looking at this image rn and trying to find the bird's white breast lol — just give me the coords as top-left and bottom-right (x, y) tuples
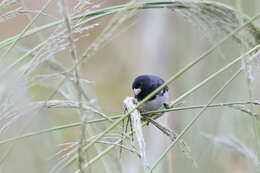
(138, 91), (168, 112)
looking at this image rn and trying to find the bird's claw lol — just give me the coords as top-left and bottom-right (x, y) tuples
(163, 103), (170, 109)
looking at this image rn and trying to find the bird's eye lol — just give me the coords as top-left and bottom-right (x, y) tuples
(133, 88), (142, 96)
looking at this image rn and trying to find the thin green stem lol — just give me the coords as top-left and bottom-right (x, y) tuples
(60, 0), (87, 172)
(168, 44), (260, 107)
(0, 100), (259, 146)
(0, 122), (80, 145)
(143, 101), (260, 115)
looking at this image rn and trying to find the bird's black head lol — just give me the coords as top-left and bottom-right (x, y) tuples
(132, 74), (168, 101)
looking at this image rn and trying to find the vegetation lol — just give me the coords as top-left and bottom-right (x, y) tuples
(0, 0), (259, 172)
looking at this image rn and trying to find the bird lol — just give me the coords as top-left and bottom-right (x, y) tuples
(132, 74), (169, 112)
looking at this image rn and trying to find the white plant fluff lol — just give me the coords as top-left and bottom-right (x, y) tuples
(123, 97), (149, 171)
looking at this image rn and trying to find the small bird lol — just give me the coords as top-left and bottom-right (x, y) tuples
(132, 74), (169, 112)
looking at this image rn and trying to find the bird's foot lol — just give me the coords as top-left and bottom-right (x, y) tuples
(163, 103), (170, 109)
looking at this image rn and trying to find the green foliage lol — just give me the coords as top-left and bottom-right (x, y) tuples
(0, 0), (259, 173)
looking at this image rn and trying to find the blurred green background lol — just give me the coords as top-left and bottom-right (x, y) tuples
(0, 0), (260, 172)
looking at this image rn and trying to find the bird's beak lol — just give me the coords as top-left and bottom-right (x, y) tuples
(133, 88), (141, 97)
